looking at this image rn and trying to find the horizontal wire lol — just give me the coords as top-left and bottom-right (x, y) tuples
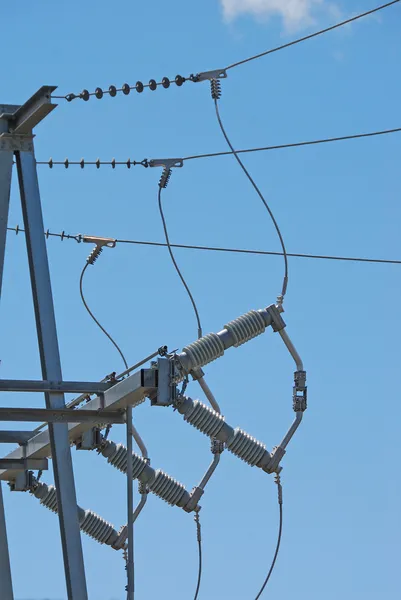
(226, 0), (401, 70)
(33, 127), (401, 167)
(6, 227), (400, 265)
(183, 128), (401, 161)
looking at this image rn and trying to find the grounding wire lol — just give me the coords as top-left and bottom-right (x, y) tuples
(7, 227), (401, 265)
(79, 262), (129, 370)
(213, 97), (288, 300)
(157, 186), (203, 338)
(225, 0), (401, 71)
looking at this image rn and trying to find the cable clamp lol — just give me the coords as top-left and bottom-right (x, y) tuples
(293, 370), (307, 412)
(184, 486), (204, 513)
(190, 69), (227, 82)
(148, 158), (184, 169)
(264, 446), (286, 474)
(82, 235), (116, 248)
(149, 159), (184, 188)
(266, 304), (286, 332)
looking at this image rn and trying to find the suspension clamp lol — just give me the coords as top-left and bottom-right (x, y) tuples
(149, 158), (184, 188)
(82, 235), (116, 248)
(190, 69), (227, 82)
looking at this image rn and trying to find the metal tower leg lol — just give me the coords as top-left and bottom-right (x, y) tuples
(0, 143), (14, 600)
(0, 149), (13, 298)
(0, 482), (14, 599)
(15, 150), (88, 600)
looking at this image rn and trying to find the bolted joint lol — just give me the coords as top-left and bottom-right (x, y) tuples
(9, 470), (35, 492)
(211, 438), (225, 454)
(183, 486), (204, 513)
(266, 304), (286, 332)
(190, 367), (205, 381)
(293, 370), (307, 412)
(263, 446), (285, 474)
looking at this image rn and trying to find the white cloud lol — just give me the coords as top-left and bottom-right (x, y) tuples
(220, 0), (337, 31)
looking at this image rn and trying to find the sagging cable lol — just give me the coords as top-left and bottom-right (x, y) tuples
(150, 158), (203, 340)
(80, 235), (128, 370)
(254, 474), (283, 599)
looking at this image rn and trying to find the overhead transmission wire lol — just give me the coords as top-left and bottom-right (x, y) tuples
(52, 2), (400, 103)
(7, 226), (401, 265)
(34, 127), (401, 168)
(225, 0), (400, 70)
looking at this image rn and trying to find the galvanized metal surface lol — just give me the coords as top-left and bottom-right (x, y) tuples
(16, 147), (88, 599)
(0, 369), (156, 482)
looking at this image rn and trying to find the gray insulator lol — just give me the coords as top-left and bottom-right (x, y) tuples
(226, 429), (267, 466)
(224, 310), (266, 348)
(99, 440), (148, 480)
(30, 481), (118, 547)
(176, 396), (273, 472)
(177, 306), (274, 374)
(99, 439), (193, 509)
(183, 399), (225, 438)
(182, 332), (225, 371)
(149, 471), (187, 506)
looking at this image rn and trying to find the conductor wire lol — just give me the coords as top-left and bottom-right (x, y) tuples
(157, 186), (203, 338)
(213, 98), (288, 300)
(254, 474), (283, 599)
(193, 510), (203, 600)
(225, 0), (400, 71)
(79, 262), (129, 370)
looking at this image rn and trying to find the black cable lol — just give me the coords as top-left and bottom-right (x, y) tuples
(7, 226), (401, 264)
(183, 127), (401, 162)
(254, 475), (283, 599)
(79, 262), (129, 370)
(254, 503), (283, 599)
(33, 128), (401, 167)
(214, 98), (288, 300)
(226, 0), (400, 71)
(193, 511), (202, 600)
(157, 186), (203, 338)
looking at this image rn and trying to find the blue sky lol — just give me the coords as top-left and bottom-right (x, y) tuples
(0, 1), (400, 598)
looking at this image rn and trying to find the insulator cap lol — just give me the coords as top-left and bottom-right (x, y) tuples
(81, 89), (90, 101)
(109, 85), (117, 97)
(175, 74), (184, 86)
(162, 77), (170, 89)
(149, 79), (157, 91)
(95, 87), (103, 99)
(136, 81), (144, 93)
(122, 83), (130, 95)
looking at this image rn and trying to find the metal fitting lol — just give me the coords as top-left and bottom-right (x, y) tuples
(190, 69), (227, 82)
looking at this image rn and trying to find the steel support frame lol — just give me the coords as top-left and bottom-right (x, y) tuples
(0, 89), (88, 599)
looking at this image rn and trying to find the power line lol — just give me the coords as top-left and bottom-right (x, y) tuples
(6, 226), (401, 265)
(34, 127), (401, 167)
(225, 0), (401, 71)
(157, 185), (203, 338)
(213, 92), (288, 300)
